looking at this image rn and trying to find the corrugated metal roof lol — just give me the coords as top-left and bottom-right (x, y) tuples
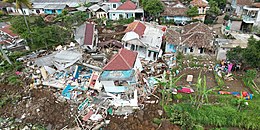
(32, 4), (47, 8)
(44, 4), (67, 9)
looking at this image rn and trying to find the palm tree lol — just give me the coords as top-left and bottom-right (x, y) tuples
(4, 0), (33, 44)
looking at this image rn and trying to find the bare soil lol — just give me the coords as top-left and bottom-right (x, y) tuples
(0, 85), (74, 129)
(176, 68), (250, 92)
(105, 99), (180, 130)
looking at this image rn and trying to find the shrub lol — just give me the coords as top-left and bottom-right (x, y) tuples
(224, 14), (230, 20)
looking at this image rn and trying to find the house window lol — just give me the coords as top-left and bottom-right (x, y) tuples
(125, 43), (128, 47)
(113, 4), (117, 8)
(113, 14), (115, 16)
(189, 47), (193, 52)
(36, 9), (40, 14)
(153, 52), (157, 60)
(131, 44), (135, 51)
(199, 47), (204, 54)
(148, 51), (152, 57)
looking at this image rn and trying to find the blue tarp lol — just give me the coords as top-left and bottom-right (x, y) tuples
(62, 84), (86, 99)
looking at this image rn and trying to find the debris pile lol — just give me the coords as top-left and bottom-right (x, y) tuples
(16, 44), (165, 129)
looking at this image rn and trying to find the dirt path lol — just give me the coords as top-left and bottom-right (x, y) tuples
(212, 14), (225, 38)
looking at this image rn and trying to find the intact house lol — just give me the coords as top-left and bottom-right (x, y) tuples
(161, 1), (191, 25)
(165, 22), (215, 56)
(99, 48), (143, 93)
(88, 3), (109, 19)
(190, 0), (210, 22)
(122, 21), (166, 61)
(74, 23), (98, 50)
(0, 1), (16, 15)
(43, 4), (68, 15)
(108, 0), (144, 20)
(5, 0), (85, 15)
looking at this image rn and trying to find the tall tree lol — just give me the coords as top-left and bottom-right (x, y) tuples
(142, 0), (164, 19)
(4, 0), (33, 44)
(227, 36), (260, 68)
(186, 6), (199, 17)
(207, 0), (221, 16)
(242, 37), (260, 68)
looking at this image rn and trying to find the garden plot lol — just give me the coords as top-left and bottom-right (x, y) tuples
(176, 69), (250, 92)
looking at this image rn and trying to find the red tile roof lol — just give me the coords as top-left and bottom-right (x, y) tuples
(84, 23), (94, 45)
(0, 25), (18, 38)
(108, 0), (121, 2)
(117, 0), (136, 10)
(191, 0), (208, 7)
(124, 21), (146, 36)
(103, 48), (138, 70)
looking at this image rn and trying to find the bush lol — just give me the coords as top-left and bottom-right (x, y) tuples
(7, 75), (23, 86)
(164, 105), (195, 130)
(118, 17), (134, 25)
(224, 14), (230, 20)
(214, 72), (225, 89)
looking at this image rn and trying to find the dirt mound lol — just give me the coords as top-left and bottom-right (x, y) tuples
(0, 85), (74, 129)
(105, 102), (180, 130)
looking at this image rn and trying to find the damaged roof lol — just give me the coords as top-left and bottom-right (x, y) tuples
(124, 21), (146, 36)
(103, 49), (138, 71)
(181, 22), (213, 48)
(165, 28), (180, 44)
(74, 23), (95, 46)
(84, 23), (94, 45)
(161, 7), (188, 16)
(0, 25), (18, 38)
(165, 22), (214, 48)
(190, 0), (208, 7)
(236, 0), (253, 6)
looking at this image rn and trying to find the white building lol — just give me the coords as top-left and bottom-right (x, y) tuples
(122, 21), (165, 61)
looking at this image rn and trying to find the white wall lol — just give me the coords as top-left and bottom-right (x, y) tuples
(17, 8), (31, 15)
(31, 8), (45, 15)
(96, 12), (108, 19)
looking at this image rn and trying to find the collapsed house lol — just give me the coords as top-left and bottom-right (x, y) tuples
(122, 20), (166, 61)
(0, 24), (25, 50)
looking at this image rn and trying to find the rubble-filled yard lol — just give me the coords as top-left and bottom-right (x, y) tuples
(0, 43), (260, 130)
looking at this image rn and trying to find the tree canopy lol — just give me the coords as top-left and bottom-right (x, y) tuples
(10, 16), (71, 50)
(227, 37), (260, 68)
(141, 0), (164, 17)
(4, 0), (32, 9)
(207, 0), (221, 16)
(186, 6), (199, 17)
